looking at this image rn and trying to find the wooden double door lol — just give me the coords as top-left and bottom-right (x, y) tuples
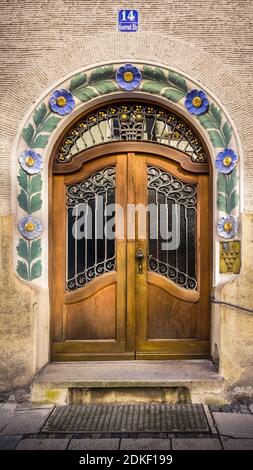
(51, 151), (210, 360)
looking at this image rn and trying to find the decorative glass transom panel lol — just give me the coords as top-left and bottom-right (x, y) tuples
(148, 166), (197, 290)
(66, 167), (116, 291)
(55, 103), (207, 164)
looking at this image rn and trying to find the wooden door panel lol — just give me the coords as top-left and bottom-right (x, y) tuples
(51, 155), (129, 360)
(135, 153), (210, 358)
(65, 283), (116, 340)
(147, 283), (197, 339)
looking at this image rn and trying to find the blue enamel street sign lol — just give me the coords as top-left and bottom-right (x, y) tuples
(118, 10), (139, 32)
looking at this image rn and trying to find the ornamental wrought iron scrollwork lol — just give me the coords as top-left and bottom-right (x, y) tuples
(148, 166), (197, 290)
(66, 167), (116, 291)
(55, 103), (207, 164)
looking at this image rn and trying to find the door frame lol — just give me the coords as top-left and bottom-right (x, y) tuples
(49, 142), (213, 361)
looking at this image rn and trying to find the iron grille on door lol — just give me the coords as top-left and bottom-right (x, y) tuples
(148, 166), (197, 290)
(66, 167), (116, 291)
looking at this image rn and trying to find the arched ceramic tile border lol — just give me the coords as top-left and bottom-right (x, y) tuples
(14, 63), (241, 283)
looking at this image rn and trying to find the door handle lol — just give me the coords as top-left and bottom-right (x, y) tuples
(136, 249), (144, 274)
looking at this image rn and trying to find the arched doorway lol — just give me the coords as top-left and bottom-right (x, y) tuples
(49, 100), (211, 360)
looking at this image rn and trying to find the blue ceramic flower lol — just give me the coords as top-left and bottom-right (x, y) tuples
(215, 148), (238, 174)
(18, 149), (43, 175)
(116, 64), (142, 91)
(217, 215), (238, 239)
(18, 215), (43, 240)
(185, 89), (209, 115)
(49, 89), (75, 115)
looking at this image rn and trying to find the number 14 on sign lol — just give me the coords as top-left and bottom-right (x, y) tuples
(118, 10), (139, 32)
(121, 10), (136, 21)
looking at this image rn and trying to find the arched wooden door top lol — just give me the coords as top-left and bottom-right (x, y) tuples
(50, 96), (211, 175)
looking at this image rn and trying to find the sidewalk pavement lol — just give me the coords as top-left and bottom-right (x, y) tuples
(0, 402), (253, 450)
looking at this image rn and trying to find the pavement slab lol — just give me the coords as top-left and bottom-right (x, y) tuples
(222, 438), (253, 450)
(16, 438), (70, 450)
(0, 435), (21, 450)
(120, 438), (171, 450)
(69, 438), (120, 450)
(212, 413), (253, 438)
(0, 404), (17, 433)
(172, 438), (222, 450)
(1, 408), (53, 436)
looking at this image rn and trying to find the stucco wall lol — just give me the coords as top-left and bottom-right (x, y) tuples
(0, 0), (253, 400)
(0, 216), (36, 400)
(219, 213), (253, 396)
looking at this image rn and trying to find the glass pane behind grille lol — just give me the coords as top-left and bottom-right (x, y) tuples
(66, 167), (116, 291)
(148, 166), (197, 290)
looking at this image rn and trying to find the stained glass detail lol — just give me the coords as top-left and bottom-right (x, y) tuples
(55, 103), (207, 165)
(148, 166), (197, 290)
(66, 167), (116, 291)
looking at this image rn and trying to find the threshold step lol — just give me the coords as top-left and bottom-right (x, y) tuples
(32, 360), (224, 405)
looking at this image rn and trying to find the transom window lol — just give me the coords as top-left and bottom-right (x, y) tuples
(54, 102), (207, 165)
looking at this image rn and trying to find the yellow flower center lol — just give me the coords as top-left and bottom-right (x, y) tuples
(123, 71), (134, 82)
(223, 222), (233, 232)
(223, 156), (232, 167)
(192, 96), (202, 108)
(121, 113), (128, 121)
(56, 96), (67, 107)
(25, 222), (35, 232)
(25, 156), (35, 167)
(135, 113), (143, 121)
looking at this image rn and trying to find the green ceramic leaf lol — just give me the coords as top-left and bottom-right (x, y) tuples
(17, 238), (28, 260)
(217, 173), (227, 193)
(39, 116), (60, 133)
(197, 113), (219, 129)
(226, 169), (238, 194)
(210, 103), (222, 127)
(17, 168), (28, 192)
(74, 87), (99, 102)
(162, 88), (185, 102)
(31, 239), (42, 261)
(69, 73), (87, 92)
(142, 65), (167, 83)
(141, 81), (165, 94)
(222, 122), (232, 147)
(208, 130), (225, 148)
(31, 260), (42, 280)
(217, 193), (227, 212)
(33, 103), (47, 129)
(94, 81), (118, 95)
(227, 190), (239, 213)
(30, 174), (42, 194)
(22, 123), (34, 146)
(90, 65), (114, 83)
(17, 260), (29, 280)
(30, 134), (49, 149)
(168, 71), (187, 92)
(30, 193), (42, 213)
(217, 168), (239, 213)
(18, 189), (28, 212)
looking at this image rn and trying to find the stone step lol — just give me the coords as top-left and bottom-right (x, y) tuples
(31, 360), (224, 405)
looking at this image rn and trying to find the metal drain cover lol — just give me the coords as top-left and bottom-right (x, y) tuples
(44, 404), (209, 433)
